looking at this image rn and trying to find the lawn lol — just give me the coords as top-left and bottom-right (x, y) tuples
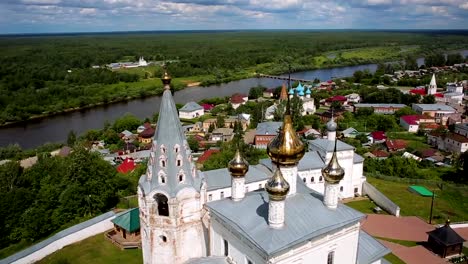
(346, 199), (388, 215)
(384, 253), (406, 264)
(36, 233), (142, 264)
(367, 177), (468, 223)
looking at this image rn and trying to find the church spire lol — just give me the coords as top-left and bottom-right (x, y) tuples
(279, 83), (288, 101)
(138, 69), (200, 198)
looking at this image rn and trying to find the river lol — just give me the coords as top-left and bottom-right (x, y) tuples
(2, 48), (468, 149)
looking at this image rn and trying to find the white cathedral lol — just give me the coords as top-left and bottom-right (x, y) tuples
(137, 72), (390, 264)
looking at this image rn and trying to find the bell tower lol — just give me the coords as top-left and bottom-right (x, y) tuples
(138, 70), (207, 264)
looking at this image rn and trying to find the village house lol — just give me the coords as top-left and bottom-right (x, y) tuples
(354, 103), (407, 114)
(455, 123), (468, 137)
(202, 114), (250, 132)
(345, 93), (361, 104)
(412, 104), (456, 125)
(262, 88), (275, 98)
(105, 208), (141, 249)
(386, 139), (408, 152)
(325, 95), (348, 106)
(179, 101), (204, 119)
(230, 93), (248, 109)
(427, 130), (468, 154)
(254, 121), (282, 148)
(369, 131), (387, 144)
(210, 128), (234, 142)
(342, 127), (360, 138)
(370, 150), (390, 160)
(399, 115), (437, 133)
(138, 127), (155, 144)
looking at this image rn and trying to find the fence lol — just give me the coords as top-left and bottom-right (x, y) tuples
(0, 211), (117, 264)
(362, 181), (401, 217)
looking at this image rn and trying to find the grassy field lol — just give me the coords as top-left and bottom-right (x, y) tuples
(367, 177), (468, 223)
(346, 199), (389, 215)
(384, 253), (406, 264)
(37, 234), (142, 264)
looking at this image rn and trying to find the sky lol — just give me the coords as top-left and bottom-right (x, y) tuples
(0, 0), (467, 34)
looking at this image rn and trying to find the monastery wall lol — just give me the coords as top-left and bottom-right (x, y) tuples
(0, 211), (116, 264)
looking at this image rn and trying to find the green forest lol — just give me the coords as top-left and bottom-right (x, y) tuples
(1, 31), (468, 124)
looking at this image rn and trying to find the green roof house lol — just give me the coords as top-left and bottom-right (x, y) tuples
(106, 208), (141, 249)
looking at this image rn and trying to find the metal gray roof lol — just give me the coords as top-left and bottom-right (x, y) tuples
(342, 127), (359, 135)
(139, 89), (202, 197)
(355, 103), (406, 108)
(413, 104), (456, 112)
(180, 101), (203, 112)
(260, 151), (325, 171)
(353, 153), (365, 164)
(186, 256), (228, 264)
(201, 164), (272, 191)
(256, 122), (282, 135)
(309, 139), (355, 153)
(357, 231), (391, 264)
(206, 189), (364, 257)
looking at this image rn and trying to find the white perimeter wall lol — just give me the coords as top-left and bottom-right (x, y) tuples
(1, 212), (116, 264)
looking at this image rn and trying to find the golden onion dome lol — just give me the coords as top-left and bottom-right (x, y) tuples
(161, 69), (172, 86)
(228, 149), (249, 178)
(266, 168), (290, 201)
(321, 139), (345, 184)
(267, 114), (305, 166)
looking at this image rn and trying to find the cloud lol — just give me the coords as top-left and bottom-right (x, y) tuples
(0, 0), (467, 33)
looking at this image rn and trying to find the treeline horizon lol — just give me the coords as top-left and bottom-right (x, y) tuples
(1, 31), (468, 124)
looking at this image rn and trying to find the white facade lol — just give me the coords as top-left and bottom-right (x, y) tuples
(138, 186), (207, 264)
(179, 109), (204, 119)
(210, 218), (363, 264)
(206, 180), (268, 202)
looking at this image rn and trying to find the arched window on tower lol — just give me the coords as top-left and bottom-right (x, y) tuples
(311, 177), (315, 182)
(155, 194), (169, 216)
(327, 251), (335, 264)
(319, 176), (323, 182)
(223, 239), (229, 256)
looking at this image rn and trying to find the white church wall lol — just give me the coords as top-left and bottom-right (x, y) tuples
(4, 212), (116, 264)
(210, 215), (361, 264)
(207, 180), (268, 202)
(352, 162), (365, 195)
(210, 217), (267, 264)
(271, 223), (360, 264)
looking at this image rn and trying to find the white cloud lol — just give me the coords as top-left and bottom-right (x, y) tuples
(79, 7), (96, 14)
(21, 0), (61, 4)
(460, 2), (468, 9)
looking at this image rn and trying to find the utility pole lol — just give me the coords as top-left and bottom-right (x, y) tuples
(429, 190), (435, 224)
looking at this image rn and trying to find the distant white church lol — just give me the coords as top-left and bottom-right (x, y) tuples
(137, 72), (389, 264)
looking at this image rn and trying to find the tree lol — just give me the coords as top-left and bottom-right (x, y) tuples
(446, 53), (463, 66)
(356, 107), (374, 117)
(248, 86), (266, 99)
(404, 56), (418, 70)
(67, 130), (77, 146)
(187, 136), (200, 152)
(112, 113), (141, 132)
(394, 106), (417, 118)
(216, 115), (225, 128)
(422, 95), (435, 104)
(208, 123), (215, 133)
